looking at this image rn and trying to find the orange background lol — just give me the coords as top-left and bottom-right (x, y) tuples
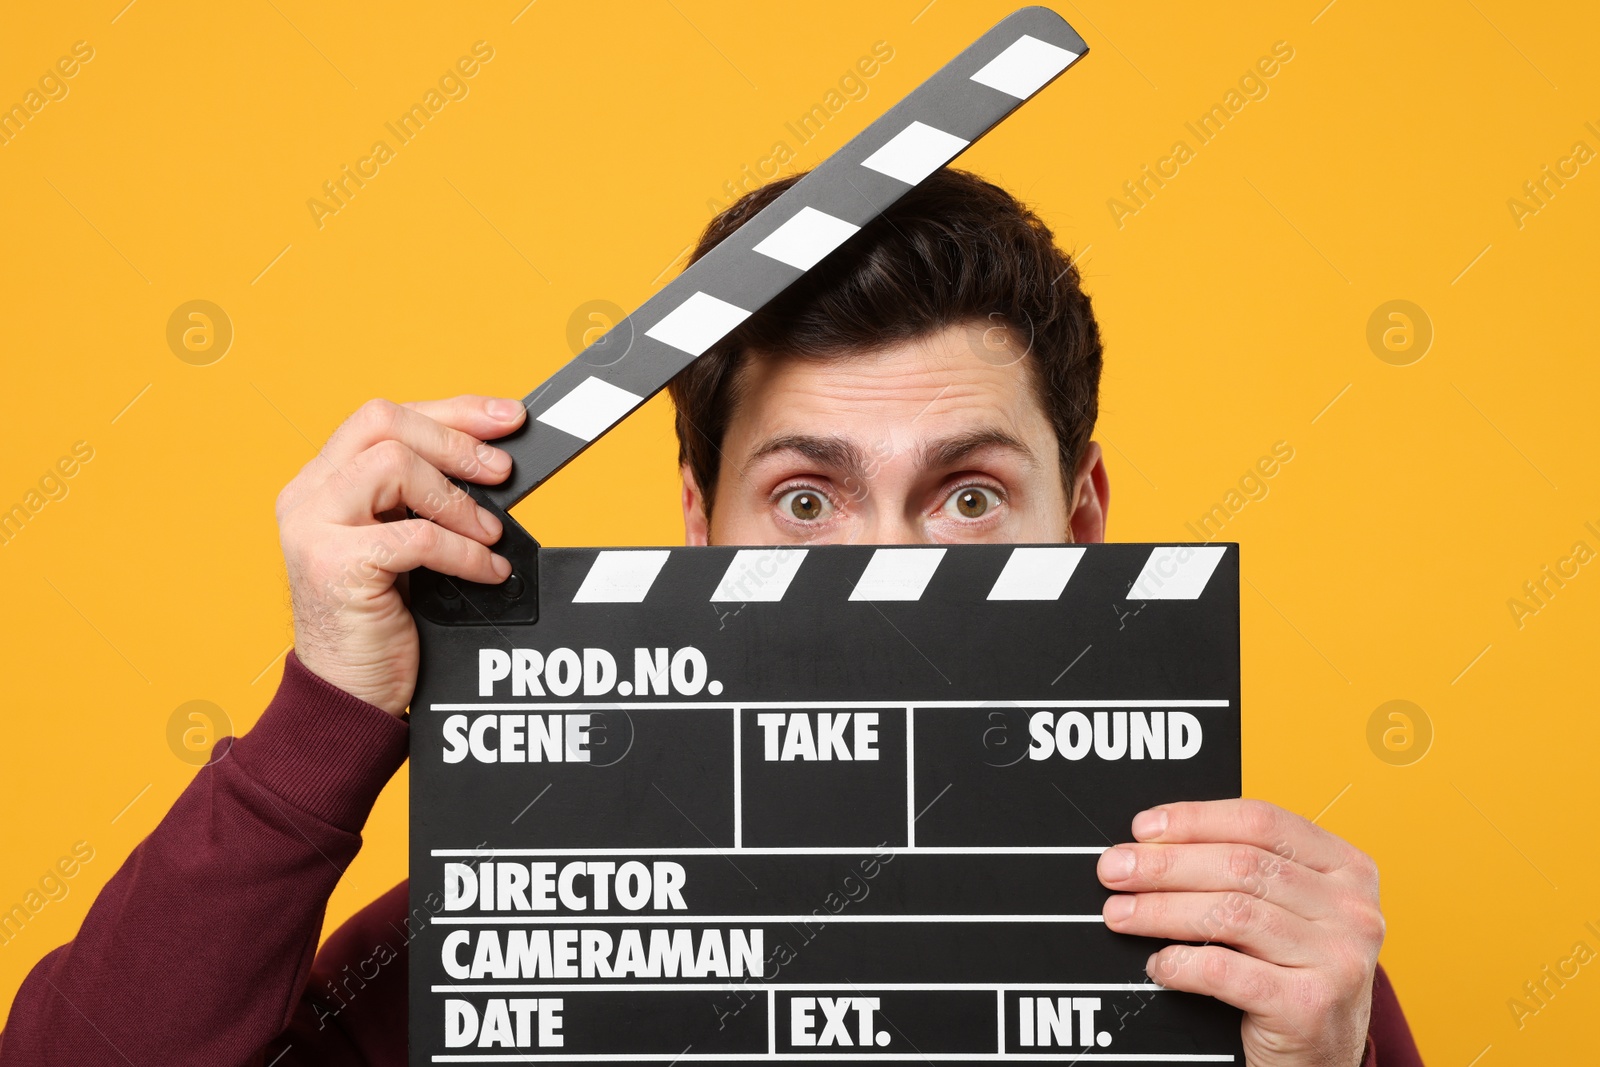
(3, 2), (1597, 1062)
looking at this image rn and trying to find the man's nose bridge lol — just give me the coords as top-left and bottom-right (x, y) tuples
(850, 436), (930, 545)
(861, 513), (934, 546)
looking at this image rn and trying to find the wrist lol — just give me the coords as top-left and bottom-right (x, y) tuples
(293, 646), (411, 717)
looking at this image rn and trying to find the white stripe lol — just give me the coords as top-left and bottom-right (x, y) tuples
(431, 699), (1230, 711)
(905, 709), (916, 847)
(849, 547), (946, 601)
(1128, 545), (1228, 600)
(997, 990), (1005, 1055)
(436, 983), (1169, 993)
(860, 121), (971, 185)
(752, 206), (861, 270)
(987, 546), (1085, 600)
(970, 34), (1080, 99)
(709, 548), (808, 602)
(732, 708), (742, 849)
(433, 914), (1103, 925)
(571, 550), (671, 603)
(644, 291), (751, 356)
(533, 376), (642, 442)
(433, 846), (1112, 856)
(430, 1054), (1233, 1062)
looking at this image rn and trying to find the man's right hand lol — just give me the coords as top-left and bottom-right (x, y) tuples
(276, 395), (527, 716)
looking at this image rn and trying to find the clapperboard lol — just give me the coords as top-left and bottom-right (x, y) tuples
(409, 7), (1244, 1065)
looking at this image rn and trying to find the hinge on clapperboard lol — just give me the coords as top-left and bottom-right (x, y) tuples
(410, 485), (540, 626)
(409, 5), (1090, 628)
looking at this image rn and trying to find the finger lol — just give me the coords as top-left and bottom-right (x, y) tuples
(364, 518), (511, 585)
(321, 398), (514, 483)
(1144, 944), (1294, 1020)
(326, 440), (503, 544)
(1096, 842), (1332, 921)
(1102, 890), (1323, 968)
(1130, 798), (1356, 875)
(402, 394), (527, 440)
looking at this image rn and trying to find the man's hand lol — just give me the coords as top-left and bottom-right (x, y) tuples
(276, 396), (527, 715)
(1097, 798), (1384, 1067)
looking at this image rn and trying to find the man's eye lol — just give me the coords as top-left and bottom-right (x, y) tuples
(778, 488), (833, 522)
(943, 485), (1001, 519)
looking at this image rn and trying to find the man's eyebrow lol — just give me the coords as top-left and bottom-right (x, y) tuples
(746, 434), (869, 476)
(918, 428), (1039, 470)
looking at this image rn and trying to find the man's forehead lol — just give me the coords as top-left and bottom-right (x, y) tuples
(724, 324), (1051, 459)
(747, 426), (1042, 473)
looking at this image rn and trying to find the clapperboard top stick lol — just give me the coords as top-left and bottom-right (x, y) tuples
(478, 6), (1088, 513)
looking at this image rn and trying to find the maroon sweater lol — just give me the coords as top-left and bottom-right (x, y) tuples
(0, 652), (1424, 1066)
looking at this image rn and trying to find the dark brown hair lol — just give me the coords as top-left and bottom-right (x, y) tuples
(666, 167), (1102, 517)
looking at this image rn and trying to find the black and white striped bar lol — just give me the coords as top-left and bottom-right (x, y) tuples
(480, 8), (1088, 509)
(564, 544), (1228, 605)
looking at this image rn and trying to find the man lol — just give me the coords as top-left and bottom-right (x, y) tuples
(0, 169), (1422, 1066)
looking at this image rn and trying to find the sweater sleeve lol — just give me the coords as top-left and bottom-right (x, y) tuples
(266, 880), (413, 1063)
(1361, 964), (1425, 1067)
(0, 651), (409, 1067)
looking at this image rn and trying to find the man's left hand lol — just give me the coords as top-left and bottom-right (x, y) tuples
(1097, 798), (1384, 1067)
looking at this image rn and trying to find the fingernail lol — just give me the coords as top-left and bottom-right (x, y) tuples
(487, 398), (523, 420)
(1145, 952), (1161, 982)
(1132, 808), (1168, 840)
(478, 508), (503, 541)
(1099, 847), (1136, 882)
(477, 443), (512, 474)
(491, 554), (512, 580)
(1103, 895), (1136, 924)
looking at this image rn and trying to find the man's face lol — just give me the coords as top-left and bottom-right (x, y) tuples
(682, 321), (1108, 546)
